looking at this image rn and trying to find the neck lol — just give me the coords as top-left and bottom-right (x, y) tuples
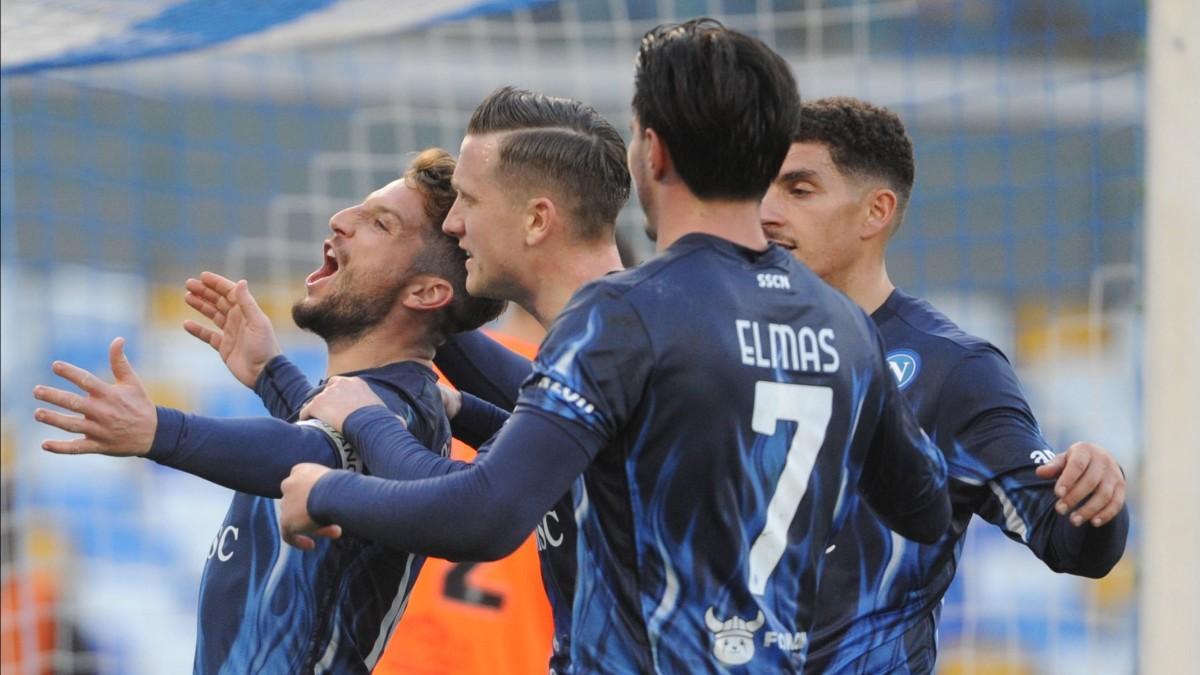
(524, 241), (624, 328)
(323, 320), (434, 377)
(827, 253), (895, 315)
(651, 189), (768, 252)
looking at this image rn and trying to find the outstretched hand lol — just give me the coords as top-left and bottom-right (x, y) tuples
(298, 376), (390, 433)
(33, 337), (157, 456)
(280, 463), (343, 550)
(183, 271), (282, 389)
(1035, 441), (1126, 527)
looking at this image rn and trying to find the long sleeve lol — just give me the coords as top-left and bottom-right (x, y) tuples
(450, 392), (510, 449)
(254, 355), (316, 420)
(435, 331), (533, 411)
(933, 348), (1129, 577)
(342, 405), (477, 479)
(147, 406), (341, 497)
(1033, 503), (1129, 577)
(308, 409), (596, 561)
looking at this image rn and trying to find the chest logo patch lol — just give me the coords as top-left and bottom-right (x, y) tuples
(886, 349), (921, 390)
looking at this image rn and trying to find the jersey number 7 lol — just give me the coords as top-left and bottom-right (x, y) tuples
(747, 381), (833, 596)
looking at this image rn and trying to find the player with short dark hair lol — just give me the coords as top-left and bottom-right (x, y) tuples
(631, 18), (797, 203)
(760, 96), (1130, 672)
(464, 85), (630, 242)
(31, 149), (505, 674)
(277, 20), (951, 673)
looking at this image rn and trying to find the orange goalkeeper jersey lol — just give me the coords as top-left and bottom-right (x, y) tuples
(373, 331), (552, 675)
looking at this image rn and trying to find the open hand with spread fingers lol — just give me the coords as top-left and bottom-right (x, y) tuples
(1035, 441), (1126, 527)
(32, 337), (157, 456)
(279, 463), (343, 551)
(183, 271), (282, 389)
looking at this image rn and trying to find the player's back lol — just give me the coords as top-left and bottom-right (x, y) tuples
(526, 233), (945, 673)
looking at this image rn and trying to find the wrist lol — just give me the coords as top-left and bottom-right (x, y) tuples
(146, 407), (185, 460)
(445, 389), (463, 419)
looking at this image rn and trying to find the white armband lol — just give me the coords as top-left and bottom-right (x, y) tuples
(296, 418), (361, 474)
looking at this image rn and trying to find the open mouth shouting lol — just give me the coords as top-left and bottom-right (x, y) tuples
(306, 241), (341, 288)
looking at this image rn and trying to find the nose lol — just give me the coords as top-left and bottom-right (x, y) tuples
(759, 186), (783, 230)
(443, 198), (465, 238)
(328, 206), (355, 237)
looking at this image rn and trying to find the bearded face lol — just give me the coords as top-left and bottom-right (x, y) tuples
(291, 264), (410, 348)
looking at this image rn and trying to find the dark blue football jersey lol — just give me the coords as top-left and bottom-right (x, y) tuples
(194, 361), (450, 674)
(516, 235), (947, 673)
(438, 331), (579, 674)
(804, 289), (1127, 673)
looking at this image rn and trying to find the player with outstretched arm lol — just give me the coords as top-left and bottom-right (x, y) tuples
(189, 85), (633, 674)
(32, 150), (504, 674)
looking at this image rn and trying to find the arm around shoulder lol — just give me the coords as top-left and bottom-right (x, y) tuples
(303, 408), (595, 560)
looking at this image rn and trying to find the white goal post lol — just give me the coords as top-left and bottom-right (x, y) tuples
(1140, 0), (1200, 672)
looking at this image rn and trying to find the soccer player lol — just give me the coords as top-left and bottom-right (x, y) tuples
(190, 85), (631, 674)
(759, 96), (1130, 672)
(277, 19), (951, 672)
(31, 149), (505, 674)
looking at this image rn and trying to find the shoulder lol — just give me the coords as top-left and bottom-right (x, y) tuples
(873, 291), (1029, 401)
(880, 291), (1006, 362)
(357, 362), (442, 423)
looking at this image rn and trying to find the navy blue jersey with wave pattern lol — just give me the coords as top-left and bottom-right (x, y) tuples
(517, 235), (946, 673)
(805, 289), (1126, 674)
(194, 361), (449, 675)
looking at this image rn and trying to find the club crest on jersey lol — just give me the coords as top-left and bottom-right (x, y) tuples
(886, 349), (921, 390)
(705, 608), (765, 666)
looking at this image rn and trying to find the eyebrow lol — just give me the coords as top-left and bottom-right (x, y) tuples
(777, 169), (818, 184)
(363, 198), (405, 230)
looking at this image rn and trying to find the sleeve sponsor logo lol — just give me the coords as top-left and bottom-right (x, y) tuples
(535, 376), (596, 415)
(1030, 448), (1057, 465)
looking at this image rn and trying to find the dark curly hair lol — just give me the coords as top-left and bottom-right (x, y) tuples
(404, 148), (506, 341)
(795, 97), (915, 230)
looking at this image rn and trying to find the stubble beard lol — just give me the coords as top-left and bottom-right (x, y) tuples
(292, 270), (407, 350)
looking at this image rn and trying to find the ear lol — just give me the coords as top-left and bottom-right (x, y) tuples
(400, 276), (454, 312)
(644, 127), (671, 181)
(524, 196), (557, 247)
(860, 187), (898, 241)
